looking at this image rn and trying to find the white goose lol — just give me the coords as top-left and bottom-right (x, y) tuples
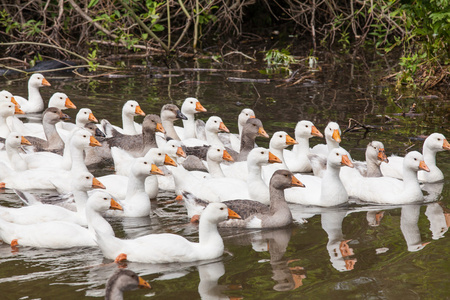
(175, 97), (207, 140)
(95, 202), (240, 263)
(262, 131), (297, 184)
(0, 101), (24, 138)
(347, 151), (429, 204)
(0, 192), (122, 249)
(310, 121), (341, 156)
(380, 133), (449, 183)
(0, 132), (31, 172)
(13, 73), (51, 113)
(0, 172), (105, 226)
(219, 108), (256, 152)
(285, 148), (354, 206)
(283, 120), (323, 173)
(182, 116), (229, 148)
(107, 100), (145, 135)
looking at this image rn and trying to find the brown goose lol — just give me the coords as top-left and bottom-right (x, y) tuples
(237, 118), (269, 161)
(160, 103), (187, 141)
(105, 269), (151, 300)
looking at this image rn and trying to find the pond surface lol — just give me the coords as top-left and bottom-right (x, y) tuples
(0, 56), (449, 299)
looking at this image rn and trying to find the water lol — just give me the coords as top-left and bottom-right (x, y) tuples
(0, 57), (449, 299)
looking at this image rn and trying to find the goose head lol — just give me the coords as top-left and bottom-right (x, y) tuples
(248, 147), (282, 166)
(6, 132), (31, 149)
(77, 108), (98, 124)
(0, 90), (18, 106)
(145, 148), (177, 167)
(29, 73), (51, 88)
(161, 103), (187, 121)
(71, 171), (105, 192)
(163, 140), (186, 159)
(206, 116), (229, 133)
(87, 191), (123, 213)
(424, 133), (450, 153)
(142, 114), (165, 134)
(105, 269), (151, 298)
(270, 169), (305, 189)
(243, 118), (269, 138)
(202, 202), (241, 224)
(0, 101), (23, 117)
(84, 122), (105, 137)
(270, 131), (297, 150)
(404, 151), (430, 172)
(324, 122), (341, 143)
(131, 157), (165, 178)
(181, 97), (207, 115)
(366, 141), (389, 165)
(207, 144), (234, 163)
(48, 92), (76, 110)
(71, 129), (101, 149)
(42, 107), (70, 125)
(123, 100), (145, 117)
(238, 108), (255, 127)
(327, 148), (354, 168)
(295, 120), (323, 139)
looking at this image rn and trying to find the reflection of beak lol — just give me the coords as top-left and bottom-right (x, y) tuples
(222, 150), (234, 162)
(291, 176), (305, 188)
(164, 154), (177, 166)
(88, 113), (98, 123)
(332, 129), (341, 143)
(268, 152), (282, 164)
(228, 208), (241, 219)
(258, 127), (269, 138)
(21, 136), (32, 145)
(156, 122), (165, 134)
(89, 136), (102, 147)
(0, 182), (5, 189)
(92, 177), (106, 189)
(42, 78), (51, 86)
(195, 101), (207, 112)
(151, 164), (164, 176)
(176, 147), (186, 158)
(344, 258), (357, 270)
(135, 105), (145, 116)
(286, 134), (298, 145)
(110, 198), (123, 210)
(378, 148), (389, 163)
(442, 139), (450, 150)
(175, 194), (183, 201)
(311, 126), (323, 138)
(219, 122), (230, 133)
(339, 240), (354, 257)
(419, 160), (430, 172)
(341, 154), (354, 168)
(65, 98), (77, 109)
(138, 276), (151, 289)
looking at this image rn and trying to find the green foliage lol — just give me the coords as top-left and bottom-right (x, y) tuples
(87, 47), (99, 71)
(264, 48), (297, 67)
(0, 10), (18, 34)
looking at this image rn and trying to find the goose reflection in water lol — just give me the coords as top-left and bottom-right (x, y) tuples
(321, 210), (357, 272)
(425, 202), (450, 240)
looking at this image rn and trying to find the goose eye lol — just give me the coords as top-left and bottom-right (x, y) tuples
(245, 114), (248, 116)
(217, 149), (220, 152)
(158, 153), (162, 156)
(104, 197), (107, 200)
(130, 104), (134, 107)
(279, 135), (282, 138)
(83, 135), (87, 138)
(253, 124), (256, 127)
(220, 207), (224, 210)
(261, 151), (264, 154)
(437, 138), (441, 141)
(84, 112), (87, 114)
(144, 161), (148, 164)
(86, 176), (89, 179)
(5, 96), (8, 99)
(15, 136), (19, 138)
(60, 97), (63, 99)
(336, 153), (339, 156)
(190, 101), (193, 104)
(305, 125), (308, 127)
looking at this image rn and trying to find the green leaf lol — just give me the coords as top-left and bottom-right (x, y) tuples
(88, 0), (99, 8)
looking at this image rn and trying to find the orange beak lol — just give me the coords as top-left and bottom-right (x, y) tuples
(135, 105), (145, 116)
(341, 154), (354, 168)
(228, 208), (241, 219)
(164, 154), (177, 166)
(65, 98), (76, 109)
(311, 126), (323, 138)
(10, 97), (18, 106)
(14, 106), (24, 114)
(88, 112), (98, 123)
(419, 160), (430, 172)
(176, 147), (186, 158)
(42, 78), (51, 86)
(378, 148), (389, 163)
(219, 122), (230, 133)
(92, 177), (106, 189)
(442, 139), (450, 150)
(0, 182), (5, 189)
(21, 136), (31, 146)
(156, 123), (165, 134)
(89, 136), (101, 147)
(151, 164), (164, 176)
(222, 150), (234, 162)
(110, 198), (123, 211)
(258, 127), (269, 138)
(175, 194), (183, 201)
(114, 253), (127, 263)
(286, 134), (298, 145)
(138, 276), (151, 289)
(195, 101), (207, 112)
(332, 129), (341, 143)
(268, 151), (282, 164)
(291, 176), (305, 188)
(249, 115), (256, 119)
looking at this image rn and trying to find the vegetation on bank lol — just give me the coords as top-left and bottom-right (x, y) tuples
(0, 0), (448, 90)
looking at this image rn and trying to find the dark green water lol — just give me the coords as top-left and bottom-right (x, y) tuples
(0, 57), (449, 299)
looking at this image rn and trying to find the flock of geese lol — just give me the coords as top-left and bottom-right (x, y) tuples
(0, 73), (448, 298)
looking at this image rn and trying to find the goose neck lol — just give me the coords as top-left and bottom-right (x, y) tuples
(182, 113), (196, 139)
(162, 119), (181, 140)
(28, 85), (44, 109)
(122, 111), (137, 134)
(293, 136), (310, 155)
(142, 130), (157, 149)
(366, 159), (382, 177)
(70, 143), (88, 173)
(270, 146), (287, 169)
(268, 186), (289, 212)
(43, 121), (64, 150)
(206, 130), (223, 147)
(327, 138), (339, 152)
(402, 165), (421, 190)
(206, 158), (224, 178)
(199, 219), (223, 248)
(73, 190), (88, 216)
(127, 172), (147, 196)
(422, 148), (437, 167)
